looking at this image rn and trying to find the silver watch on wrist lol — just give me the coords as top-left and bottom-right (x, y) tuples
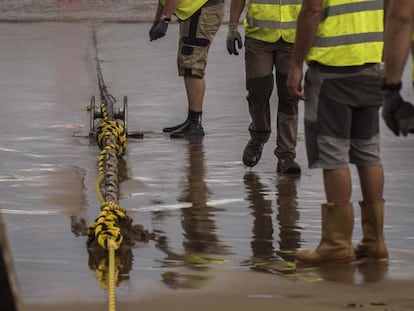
(160, 14), (171, 23)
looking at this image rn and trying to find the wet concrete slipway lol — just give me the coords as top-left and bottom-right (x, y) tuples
(0, 1), (414, 310)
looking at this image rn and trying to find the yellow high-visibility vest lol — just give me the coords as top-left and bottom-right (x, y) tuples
(307, 0), (383, 66)
(159, 0), (208, 20)
(244, 0), (301, 43)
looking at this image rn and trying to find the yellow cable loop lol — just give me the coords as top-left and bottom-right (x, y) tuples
(90, 201), (126, 250)
(95, 174), (105, 204)
(96, 103), (127, 155)
(101, 102), (109, 121)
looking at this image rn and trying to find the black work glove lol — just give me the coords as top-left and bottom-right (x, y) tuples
(226, 24), (242, 55)
(149, 20), (168, 41)
(383, 90), (414, 136)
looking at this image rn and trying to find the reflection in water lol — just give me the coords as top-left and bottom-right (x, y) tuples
(156, 137), (228, 289)
(275, 175), (301, 262)
(243, 172), (301, 276)
(244, 172), (274, 261)
(298, 261), (389, 284)
(71, 157), (154, 289)
(87, 246), (134, 288)
(313, 263), (357, 283)
(179, 138), (221, 255)
(357, 261), (388, 283)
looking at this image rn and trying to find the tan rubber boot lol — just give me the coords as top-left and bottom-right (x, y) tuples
(355, 200), (388, 261)
(296, 202), (356, 264)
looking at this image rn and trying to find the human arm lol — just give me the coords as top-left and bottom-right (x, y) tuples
(153, 3), (164, 22)
(226, 0), (246, 55)
(382, 0), (414, 136)
(159, 0), (179, 19)
(384, 0), (414, 84)
(149, 0), (180, 41)
(287, 0), (323, 100)
(383, 0), (390, 27)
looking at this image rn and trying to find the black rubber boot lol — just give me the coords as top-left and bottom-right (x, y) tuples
(170, 110), (204, 138)
(277, 158), (301, 175)
(162, 110), (189, 133)
(242, 131), (269, 168)
(242, 139), (265, 167)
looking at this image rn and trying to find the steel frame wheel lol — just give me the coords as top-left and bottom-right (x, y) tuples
(89, 95), (96, 134)
(123, 96), (128, 133)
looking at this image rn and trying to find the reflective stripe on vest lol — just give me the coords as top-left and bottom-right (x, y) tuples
(159, 0), (207, 20)
(307, 0), (383, 66)
(244, 0), (301, 43)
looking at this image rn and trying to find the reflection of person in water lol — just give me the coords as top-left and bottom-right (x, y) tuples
(179, 137), (222, 254)
(244, 172), (274, 261)
(156, 137), (228, 289)
(275, 175), (301, 262)
(244, 173), (301, 262)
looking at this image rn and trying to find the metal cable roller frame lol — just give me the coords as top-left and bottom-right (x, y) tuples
(90, 27), (128, 138)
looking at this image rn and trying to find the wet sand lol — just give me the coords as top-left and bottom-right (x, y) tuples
(0, 5), (414, 311)
(25, 269), (414, 311)
(11, 22), (414, 311)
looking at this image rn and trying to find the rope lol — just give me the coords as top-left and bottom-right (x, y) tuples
(108, 239), (117, 311)
(87, 102), (127, 311)
(96, 103), (127, 157)
(88, 201), (125, 250)
(90, 247), (121, 292)
(89, 103), (127, 249)
(88, 27), (128, 310)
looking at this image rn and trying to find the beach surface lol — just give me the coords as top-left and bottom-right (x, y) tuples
(0, 2), (414, 311)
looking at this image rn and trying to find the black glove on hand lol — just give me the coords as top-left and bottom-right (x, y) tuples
(226, 24), (242, 55)
(149, 21), (158, 40)
(383, 90), (414, 136)
(393, 98), (414, 136)
(149, 20), (168, 41)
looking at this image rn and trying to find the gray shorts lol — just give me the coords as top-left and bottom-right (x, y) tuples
(177, 1), (224, 78)
(304, 63), (384, 169)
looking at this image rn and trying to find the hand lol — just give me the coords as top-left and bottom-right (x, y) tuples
(148, 21), (158, 40)
(287, 65), (305, 100)
(395, 101), (414, 136)
(149, 20), (168, 41)
(226, 24), (242, 55)
(383, 90), (414, 136)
